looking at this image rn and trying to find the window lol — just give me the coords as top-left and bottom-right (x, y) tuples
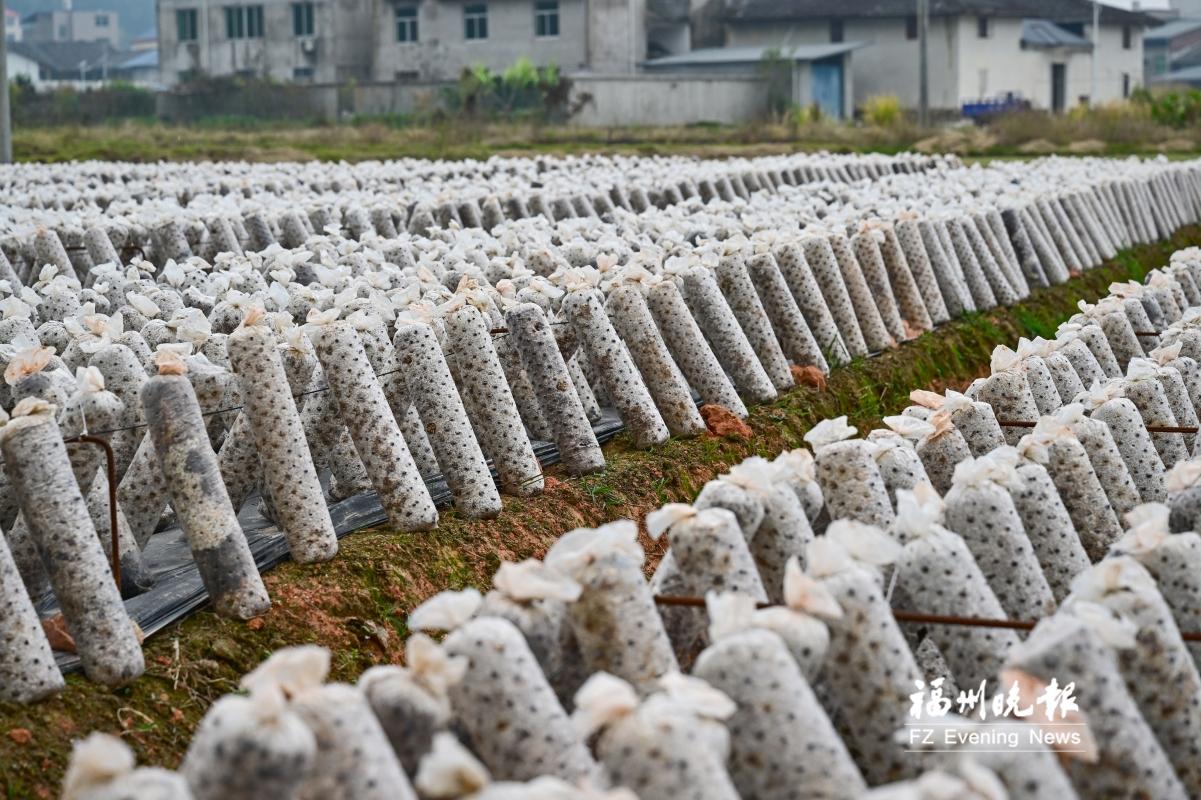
(977, 15), (989, 38)
(1123, 72), (1131, 98)
(829, 18), (843, 43)
(176, 9), (198, 41)
(225, 5), (264, 38)
(1123, 25), (1132, 50)
(292, 2), (314, 36)
(293, 66), (314, 80)
(464, 3), (487, 40)
(95, 13), (109, 26)
(396, 5), (418, 41)
(535, 0), (559, 37)
(57, 24), (67, 38)
(905, 14), (917, 40)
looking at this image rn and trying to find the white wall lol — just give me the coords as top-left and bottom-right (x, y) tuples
(568, 74), (767, 125)
(6, 51), (42, 86)
(244, 73), (770, 123)
(725, 16), (959, 110)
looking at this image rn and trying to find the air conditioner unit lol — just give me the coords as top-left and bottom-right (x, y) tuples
(301, 37), (317, 55)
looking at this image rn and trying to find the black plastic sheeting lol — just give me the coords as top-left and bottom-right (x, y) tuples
(49, 409), (627, 672)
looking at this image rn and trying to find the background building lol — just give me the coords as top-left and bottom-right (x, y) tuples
(22, 9), (120, 47)
(6, 39), (123, 87)
(722, 0), (1152, 113)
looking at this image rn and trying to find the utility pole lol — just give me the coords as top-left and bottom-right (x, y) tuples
(0, 0), (12, 163)
(1091, 0), (1100, 105)
(918, 0), (929, 127)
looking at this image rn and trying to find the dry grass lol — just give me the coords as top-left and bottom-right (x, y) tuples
(14, 101), (1201, 164)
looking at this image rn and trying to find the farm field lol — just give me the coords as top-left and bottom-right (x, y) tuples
(1, 148), (1200, 798)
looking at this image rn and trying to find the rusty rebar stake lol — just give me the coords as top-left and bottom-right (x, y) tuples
(997, 418), (1200, 435)
(65, 435), (120, 590)
(652, 595), (1201, 642)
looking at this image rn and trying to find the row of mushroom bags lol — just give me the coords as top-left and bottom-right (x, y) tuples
(57, 252), (1201, 799)
(0, 152), (1199, 712)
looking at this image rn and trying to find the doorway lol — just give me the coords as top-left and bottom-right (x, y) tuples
(1051, 62), (1066, 113)
(811, 57), (843, 119)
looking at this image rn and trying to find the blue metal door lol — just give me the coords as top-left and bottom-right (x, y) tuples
(811, 58), (843, 119)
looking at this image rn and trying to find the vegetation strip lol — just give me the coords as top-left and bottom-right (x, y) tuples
(2, 225), (1199, 796)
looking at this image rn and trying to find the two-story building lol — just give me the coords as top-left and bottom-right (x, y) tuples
(157, 0), (376, 83)
(370, 0), (646, 81)
(157, 0), (655, 86)
(721, 0), (1153, 113)
(22, 10), (121, 48)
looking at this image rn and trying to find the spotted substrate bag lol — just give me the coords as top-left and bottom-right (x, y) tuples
(719, 456), (814, 599)
(1123, 358), (1189, 469)
(240, 645), (417, 800)
(546, 521), (679, 694)
(681, 265), (777, 404)
(994, 451), (1092, 603)
(943, 452), (1056, 618)
(477, 559), (588, 708)
(142, 350), (271, 620)
(977, 346), (1042, 445)
(62, 733), (191, 800)
(902, 411), (973, 496)
(183, 658), (316, 800)
(693, 590), (866, 799)
(806, 417), (895, 528)
(1003, 607), (1188, 799)
(1066, 558), (1201, 795)
(772, 448), (824, 524)
(892, 486), (1019, 690)
(931, 389), (1006, 456)
(0, 518), (64, 703)
(807, 521), (923, 784)
(1112, 503), (1201, 664)
(0, 398), (145, 687)
(646, 504), (767, 660)
(573, 672), (739, 800)
(1084, 382), (1167, 502)
(410, 590), (601, 784)
(413, 732), (635, 800)
(868, 426), (933, 503)
(1017, 417), (1123, 562)
(1051, 403), (1141, 519)
(359, 633), (466, 774)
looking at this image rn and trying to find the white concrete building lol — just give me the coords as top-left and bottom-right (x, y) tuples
(22, 10), (121, 48)
(156, 0), (377, 84)
(158, 0), (661, 87)
(722, 0), (1153, 114)
(371, 0), (647, 81)
(5, 9), (23, 42)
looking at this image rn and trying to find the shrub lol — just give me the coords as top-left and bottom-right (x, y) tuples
(863, 94), (903, 128)
(1131, 86), (1201, 128)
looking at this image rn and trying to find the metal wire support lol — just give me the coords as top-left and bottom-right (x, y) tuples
(64, 435), (120, 589)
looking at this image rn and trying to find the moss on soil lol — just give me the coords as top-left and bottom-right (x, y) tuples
(2, 227), (1198, 796)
